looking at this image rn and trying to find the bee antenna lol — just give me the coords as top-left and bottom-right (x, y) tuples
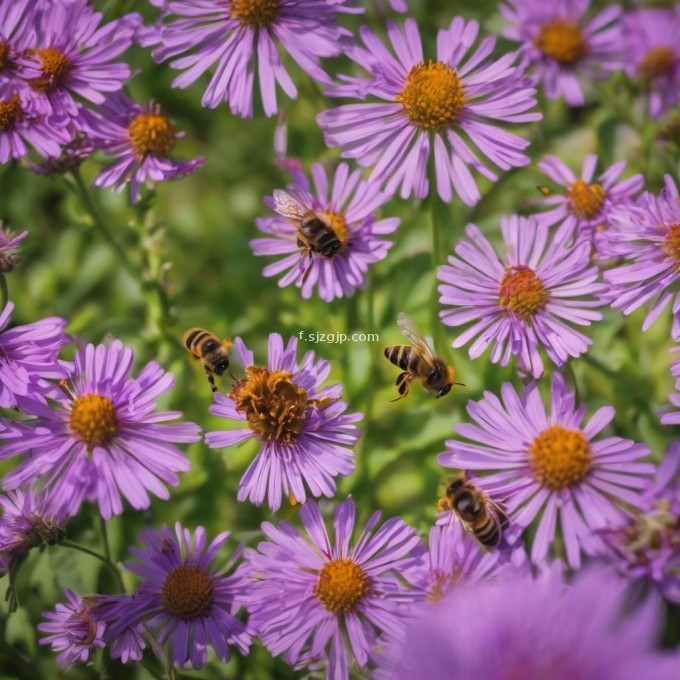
(453, 382), (466, 387)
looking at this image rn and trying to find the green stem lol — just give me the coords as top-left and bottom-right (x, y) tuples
(0, 273), (7, 309)
(61, 540), (125, 592)
(99, 515), (112, 563)
(139, 658), (165, 680)
(428, 163), (446, 353)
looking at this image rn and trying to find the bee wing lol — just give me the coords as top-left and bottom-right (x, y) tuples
(273, 189), (308, 221)
(396, 312), (436, 364)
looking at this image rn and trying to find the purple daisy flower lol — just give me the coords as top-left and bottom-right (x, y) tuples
(500, 0), (622, 106)
(537, 154), (644, 257)
(82, 93), (204, 204)
(438, 216), (605, 378)
(147, 0), (358, 118)
(246, 497), (424, 680)
(38, 589), (106, 666)
(123, 523), (251, 669)
(90, 594), (146, 664)
(0, 0), (36, 85)
(379, 567), (675, 680)
(0, 224), (27, 273)
(317, 17), (540, 205)
(205, 334), (361, 511)
(439, 373), (654, 568)
(0, 301), (69, 408)
(252, 162), (399, 301)
(0, 340), (201, 519)
(597, 443), (680, 603)
(18, 0), (139, 118)
(623, 9), (680, 119)
(604, 176), (680, 340)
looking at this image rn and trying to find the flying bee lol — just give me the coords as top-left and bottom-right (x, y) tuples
(183, 328), (235, 393)
(536, 185), (552, 197)
(384, 313), (462, 401)
(273, 189), (344, 283)
(438, 474), (508, 548)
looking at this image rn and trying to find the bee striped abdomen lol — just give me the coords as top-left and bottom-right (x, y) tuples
(183, 328), (211, 355)
(475, 518), (500, 547)
(384, 345), (420, 372)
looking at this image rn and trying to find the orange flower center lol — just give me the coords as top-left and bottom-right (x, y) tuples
(128, 112), (177, 157)
(568, 180), (606, 220)
(638, 46), (676, 81)
(499, 265), (549, 321)
(397, 60), (465, 130)
(313, 559), (370, 614)
(0, 94), (22, 131)
(534, 19), (586, 65)
(69, 394), (118, 447)
(0, 42), (8, 71)
(230, 0), (280, 28)
(161, 564), (215, 619)
(663, 224), (680, 266)
(529, 425), (592, 490)
(31, 47), (73, 92)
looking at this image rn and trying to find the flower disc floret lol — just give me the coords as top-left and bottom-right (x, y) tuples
(314, 559), (370, 613)
(568, 180), (606, 220)
(230, 0), (280, 27)
(663, 224), (680, 267)
(0, 42), (8, 71)
(638, 46), (677, 81)
(498, 265), (548, 321)
(32, 47), (72, 91)
(128, 112), (177, 157)
(161, 565), (215, 619)
(529, 425), (592, 490)
(534, 19), (586, 64)
(69, 394), (118, 447)
(396, 60), (465, 130)
(0, 94), (21, 130)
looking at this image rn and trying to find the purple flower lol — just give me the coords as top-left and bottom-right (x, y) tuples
(27, 131), (93, 177)
(205, 334), (361, 511)
(0, 340), (201, 519)
(438, 216), (605, 378)
(0, 301), (69, 408)
(147, 0), (358, 117)
(537, 154), (644, 257)
(90, 594), (147, 664)
(82, 93), (204, 204)
(500, 0), (622, 106)
(0, 224), (27, 273)
(246, 498), (424, 680)
(252, 162), (399, 301)
(123, 523), (251, 669)
(439, 373), (654, 568)
(622, 9), (680, 119)
(597, 443), (680, 603)
(379, 568), (675, 680)
(317, 17), (540, 205)
(0, 0), (36, 85)
(38, 589), (106, 665)
(604, 176), (680, 340)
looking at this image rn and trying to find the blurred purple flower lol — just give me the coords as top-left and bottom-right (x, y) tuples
(438, 216), (605, 378)
(246, 497), (424, 680)
(82, 93), (204, 204)
(622, 9), (680, 119)
(537, 154), (644, 257)
(500, 0), (622, 106)
(123, 523), (251, 669)
(0, 0), (36, 85)
(0, 340), (201, 519)
(146, 0), (358, 117)
(205, 334), (361, 511)
(370, 0), (407, 13)
(439, 373), (654, 568)
(252, 162), (399, 301)
(0, 224), (27, 273)
(317, 17), (540, 204)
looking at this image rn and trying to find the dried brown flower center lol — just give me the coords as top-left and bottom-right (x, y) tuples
(161, 564), (215, 619)
(534, 19), (586, 65)
(128, 112), (177, 157)
(319, 210), (348, 244)
(314, 559), (370, 614)
(397, 60), (465, 130)
(69, 394), (118, 447)
(0, 42), (8, 71)
(621, 498), (678, 557)
(0, 94), (22, 131)
(663, 224), (680, 266)
(638, 46), (676, 81)
(568, 180), (606, 220)
(231, 366), (309, 443)
(499, 265), (549, 321)
(31, 47), (73, 91)
(529, 425), (592, 490)
(230, 0), (280, 28)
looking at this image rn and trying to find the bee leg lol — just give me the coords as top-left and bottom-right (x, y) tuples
(204, 367), (218, 393)
(390, 372), (412, 402)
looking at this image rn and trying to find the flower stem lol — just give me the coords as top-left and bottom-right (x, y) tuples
(428, 166), (446, 352)
(61, 540), (125, 592)
(0, 272), (7, 309)
(99, 515), (112, 563)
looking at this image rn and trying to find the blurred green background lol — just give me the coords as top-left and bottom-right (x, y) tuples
(1, 0), (678, 677)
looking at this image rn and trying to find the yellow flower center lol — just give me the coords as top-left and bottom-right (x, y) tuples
(230, 0), (280, 28)
(128, 112), (176, 157)
(396, 60), (465, 130)
(499, 265), (549, 321)
(161, 564), (215, 619)
(0, 42), (8, 71)
(30, 47), (73, 92)
(0, 94), (21, 131)
(638, 46), (676, 81)
(534, 19), (586, 65)
(319, 210), (348, 244)
(313, 559), (370, 614)
(529, 425), (592, 490)
(568, 180), (606, 220)
(69, 394), (119, 447)
(231, 366), (309, 443)
(663, 224), (680, 266)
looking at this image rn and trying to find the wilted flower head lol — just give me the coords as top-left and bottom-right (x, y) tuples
(0, 224), (27, 273)
(28, 132), (93, 176)
(438, 216), (605, 378)
(439, 373), (654, 568)
(252, 162), (399, 301)
(500, 0), (622, 106)
(206, 334), (361, 511)
(318, 17), (540, 204)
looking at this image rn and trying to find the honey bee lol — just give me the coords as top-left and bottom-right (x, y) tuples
(182, 328), (235, 393)
(273, 189), (344, 283)
(438, 474), (508, 548)
(384, 313), (461, 401)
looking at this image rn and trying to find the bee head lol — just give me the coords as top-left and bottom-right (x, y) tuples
(436, 384), (452, 398)
(214, 358), (230, 375)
